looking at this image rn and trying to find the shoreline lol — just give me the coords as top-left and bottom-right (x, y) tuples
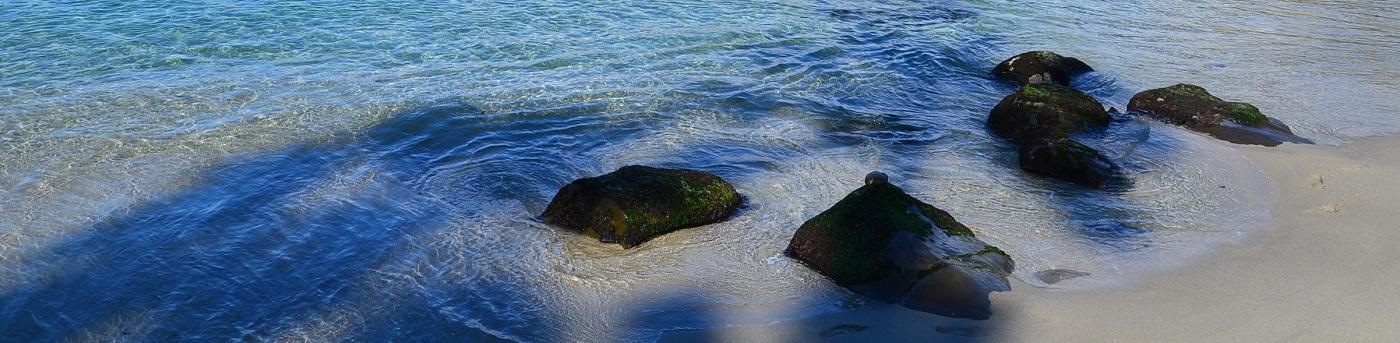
(663, 135), (1400, 342)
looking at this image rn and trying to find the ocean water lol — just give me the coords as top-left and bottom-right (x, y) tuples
(1, 1), (1397, 341)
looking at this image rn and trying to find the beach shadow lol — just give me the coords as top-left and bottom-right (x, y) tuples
(0, 101), (627, 341)
(0, 143), (447, 340)
(629, 287), (998, 343)
(616, 288), (727, 342)
(341, 292), (516, 342)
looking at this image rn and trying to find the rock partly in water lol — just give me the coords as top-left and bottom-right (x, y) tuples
(992, 51), (1094, 86)
(988, 84), (1111, 144)
(1128, 84), (1312, 146)
(786, 175), (1014, 319)
(541, 165), (742, 248)
(1018, 139), (1123, 188)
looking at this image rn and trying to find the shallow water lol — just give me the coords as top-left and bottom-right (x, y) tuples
(1, 1), (1397, 341)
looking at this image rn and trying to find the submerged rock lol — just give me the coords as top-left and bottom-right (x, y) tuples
(992, 51), (1093, 86)
(1034, 269), (1090, 285)
(785, 175), (1014, 319)
(988, 84), (1111, 144)
(1128, 84), (1312, 146)
(1019, 139), (1122, 188)
(541, 165), (742, 248)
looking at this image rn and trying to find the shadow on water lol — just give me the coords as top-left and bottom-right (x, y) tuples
(618, 288), (727, 342)
(0, 100), (640, 341)
(342, 294), (514, 342)
(0, 144), (444, 339)
(619, 287), (997, 343)
(638, 293), (999, 343)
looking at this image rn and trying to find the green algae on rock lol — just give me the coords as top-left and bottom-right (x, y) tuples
(785, 176), (1013, 319)
(1128, 84), (1313, 146)
(542, 165), (742, 248)
(992, 51), (1094, 86)
(1019, 138), (1123, 188)
(988, 84), (1111, 144)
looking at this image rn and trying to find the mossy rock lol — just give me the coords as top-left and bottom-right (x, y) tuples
(1128, 84), (1312, 146)
(992, 51), (1093, 86)
(786, 179), (1013, 319)
(1128, 84), (1257, 127)
(988, 84), (1111, 144)
(541, 165), (742, 248)
(1019, 139), (1123, 188)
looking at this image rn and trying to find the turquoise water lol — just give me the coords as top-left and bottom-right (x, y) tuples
(1, 1), (1396, 341)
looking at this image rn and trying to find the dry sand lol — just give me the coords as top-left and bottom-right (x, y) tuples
(664, 136), (1400, 342)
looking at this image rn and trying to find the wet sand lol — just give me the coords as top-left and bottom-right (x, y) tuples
(664, 135), (1400, 342)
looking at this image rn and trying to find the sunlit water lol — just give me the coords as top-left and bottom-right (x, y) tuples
(2, 1), (1397, 341)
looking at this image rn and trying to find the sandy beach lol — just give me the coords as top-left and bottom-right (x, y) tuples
(666, 135), (1400, 342)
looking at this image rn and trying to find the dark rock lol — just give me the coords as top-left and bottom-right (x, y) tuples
(1018, 139), (1122, 188)
(542, 165), (742, 248)
(1128, 84), (1255, 127)
(988, 84), (1111, 144)
(992, 51), (1093, 86)
(864, 171), (888, 185)
(786, 180), (1014, 319)
(1128, 84), (1313, 146)
(1034, 269), (1090, 284)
